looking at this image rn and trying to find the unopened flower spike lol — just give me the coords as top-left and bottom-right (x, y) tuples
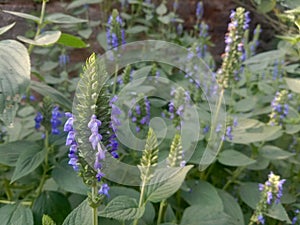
(167, 133), (184, 167)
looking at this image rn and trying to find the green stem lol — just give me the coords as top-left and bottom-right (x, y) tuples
(157, 199), (167, 225)
(33, 130), (49, 205)
(223, 167), (244, 190)
(112, 64), (119, 95)
(92, 185), (99, 225)
(132, 167), (149, 225)
(28, 0), (48, 54)
(0, 199), (32, 205)
(3, 179), (13, 201)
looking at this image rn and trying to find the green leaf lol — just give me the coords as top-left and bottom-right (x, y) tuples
(283, 0), (300, 9)
(62, 199), (92, 225)
(42, 215), (57, 225)
(256, 0), (276, 13)
(126, 26), (149, 34)
(218, 150), (256, 167)
(239, 182), (260, 209)
(96, 32), (108, 51)
(164, 205), (176, 223)
(45, 13), (87, 24)
(260, 145), (295, 160)
(0, 141), (39, 166)
(156, 3), (167, 15)
(78, 28), (93, 39)
(33, 191), (71, 225)
(247, 155), (269, 170)
(99, 196), (145, 220)
(244, 50), (284, 65)
(52, 159), (89, 195)
(180, 205), (232, 225)
(158, 15), (171, 24)
(3, 10), (40, 23)
(231, 119), (282, 144)
(145, 165), (193, 203)
(0, 40), (30, 125)
(30, 80), (72, 110)
(67, 0), (103, 9)
(108, 187), (155, 224)
(11, 147), (46, 183)
(276, 35), (300, 45)
(218, 190), (245, 225)
(181, 180), (223, 211)
(0, 204), (33, 225)
(266, 203), (292, 223)
(0, 22), (16, 35)
(17, 31), (61, 46)
(57, 33), (87, 48)
(285, 77), (300, 94)
(258, 82), (275, 94)
(234, 98), (256, 112)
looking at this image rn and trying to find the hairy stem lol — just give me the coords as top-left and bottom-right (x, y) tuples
(92, 185), (99, 225)
(157, 199), (167, 225)
(112, 64), (119, 95)
(32, 130), (49, 207)
(132, 166), (150, 225)
(223, 167), (245, 190)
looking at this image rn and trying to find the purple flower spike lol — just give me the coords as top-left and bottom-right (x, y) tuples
(34, 112), (43, 129)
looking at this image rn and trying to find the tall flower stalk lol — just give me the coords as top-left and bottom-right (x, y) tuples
(65, 53), (119, 225)
(133, 128), (159, 225)
(209, 7), (250, 150)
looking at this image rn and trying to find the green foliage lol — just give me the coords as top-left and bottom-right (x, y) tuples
(30, 80), (72, 110)
(0, 204), (33, 225)
(145, 166), (193, 203)
(0, 40), (30, 125)
(57, 33), (87, 48)
(99, 195), (145, 220)
(0, 140), (38, 166)
(44, 13), (87, 24)
(62, 200), (92, 225)
(218, 190), (245, 225)
(0, 22), (16, 35)
(42, 215), (57, 225)
(3, 10), (40, 23)
(52, 159), (89, 195)
(11, 147), (46, 183)
(17, 31), (62, 46)
(218, 149), (256, 167)
(32, 191), (71, 225)
(0, 1), (300, 225)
